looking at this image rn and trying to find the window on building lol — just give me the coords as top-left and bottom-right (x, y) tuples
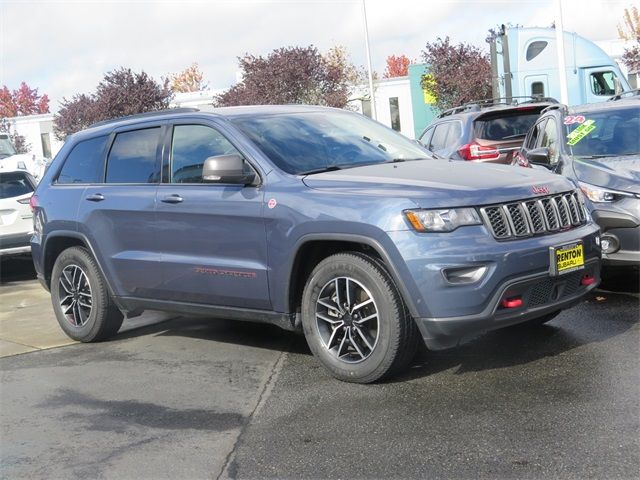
(526, 41), (548, 61)
(389, 97), (401, 131)
(106, 128), (161, 184)
(361, 99), (372, 118)
(57, 135), (108, 184)
(531, 82), (545, 97)
(170, 125), (241, 183)
(40, 133), (52, 159)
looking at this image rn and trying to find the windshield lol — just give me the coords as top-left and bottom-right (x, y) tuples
(230, 110), (429, 175)
(0, 136), (17, 158)
(567, 106), (639, 158)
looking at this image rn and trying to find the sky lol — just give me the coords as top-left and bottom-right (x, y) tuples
(0, 0), (634, 111)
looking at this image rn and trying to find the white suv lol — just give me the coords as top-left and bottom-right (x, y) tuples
(0, 170), (35, 256)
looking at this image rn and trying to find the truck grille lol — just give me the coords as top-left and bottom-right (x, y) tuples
(479, 191), (587, 241)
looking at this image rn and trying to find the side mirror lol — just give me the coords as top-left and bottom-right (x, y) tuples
(202, 154), (255, 185)
(526, 147), (552, 168)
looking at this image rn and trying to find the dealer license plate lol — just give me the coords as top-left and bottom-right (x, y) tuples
(550, 242), (584, 276)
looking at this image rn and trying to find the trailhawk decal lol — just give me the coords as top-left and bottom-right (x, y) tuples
(195, 267), (257, 279)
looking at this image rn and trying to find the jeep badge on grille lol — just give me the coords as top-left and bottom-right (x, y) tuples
(532, 186), (550, 195)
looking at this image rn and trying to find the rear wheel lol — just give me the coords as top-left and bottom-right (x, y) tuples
(51, 246), (123, 342)
(301, 252), (418, 383)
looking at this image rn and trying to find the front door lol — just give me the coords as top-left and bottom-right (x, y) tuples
(154, 122), (270, 310)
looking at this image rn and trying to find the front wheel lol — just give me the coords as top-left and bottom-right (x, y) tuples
(50, 246), (123, 342)
(301, 252), (418, 383)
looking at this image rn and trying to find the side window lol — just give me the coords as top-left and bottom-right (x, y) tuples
(531, 82), (545, 97)
(419, 127), (434, 147)
(445, 121), (462, 147)
(170, 125), (241, 184)
(106, 128), (161, 184)
(57, 135), (108, 184)
(540, 118), (560, 164)
(590, 71), (617, 96)
(429, 123), (450, 151)
(525, 119), (546, 149)
(389, 97), (401, 131)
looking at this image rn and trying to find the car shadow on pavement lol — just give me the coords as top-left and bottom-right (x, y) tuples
(392, 290), (639, 383)
(0, 256), (37, 285)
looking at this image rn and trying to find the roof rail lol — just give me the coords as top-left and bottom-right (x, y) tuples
(89, 107), (200, 128)
(437, 96), (559, 118)
(608, 89), (640, 101)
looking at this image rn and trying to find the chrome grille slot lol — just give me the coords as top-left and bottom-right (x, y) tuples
(479, 190), (588, 241)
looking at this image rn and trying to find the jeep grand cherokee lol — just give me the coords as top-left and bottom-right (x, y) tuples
(30, 106), (601, 383)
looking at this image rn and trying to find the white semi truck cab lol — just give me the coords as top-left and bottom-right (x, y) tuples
(489, 26), (630, 105)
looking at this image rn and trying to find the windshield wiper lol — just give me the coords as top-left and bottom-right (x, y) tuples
(298, 165), (346, 175)
(389, 157), (430, 162)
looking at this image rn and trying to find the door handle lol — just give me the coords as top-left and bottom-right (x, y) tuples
(161, 194), (183, 204)
(85, 193), (105, 202)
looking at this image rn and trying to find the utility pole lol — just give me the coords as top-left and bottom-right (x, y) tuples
(362, 0), (377, 120)
(555, 0), (569, 104)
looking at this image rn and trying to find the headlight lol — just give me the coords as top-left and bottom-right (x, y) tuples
(404, 208), (481, 232)
(579, 182), (631, 203)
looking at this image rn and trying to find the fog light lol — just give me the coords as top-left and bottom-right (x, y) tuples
(442, 265), (487, 284)
(600, 234), (619, 254)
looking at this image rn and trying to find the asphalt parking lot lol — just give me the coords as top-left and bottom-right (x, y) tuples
(1, 256), (638, 479)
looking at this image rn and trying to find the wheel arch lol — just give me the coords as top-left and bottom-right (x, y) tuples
(285, 233), (420, 319)
(43, 232), (120, 304)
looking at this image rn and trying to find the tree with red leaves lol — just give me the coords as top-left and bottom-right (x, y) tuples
(54, 68), (172, 140)
(383, 55), (411, 78)
(421, 37), (492, 111)
(0, 82), (50, 117)
(215, 45), (361, 108)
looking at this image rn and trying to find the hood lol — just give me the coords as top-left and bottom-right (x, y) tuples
(302, 160), (575, 208)
(572, 155), (640, 195)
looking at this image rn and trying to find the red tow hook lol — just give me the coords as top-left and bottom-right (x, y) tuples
(501, 297), (523, 309)
(581, 275), (596, 286)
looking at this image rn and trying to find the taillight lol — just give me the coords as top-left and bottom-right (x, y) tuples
(29, 194), (38, 212)
(17, 197), (31, 205)
(458, 143), (500, 161)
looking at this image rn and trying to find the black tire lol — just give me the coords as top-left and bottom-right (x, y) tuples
(301, 252), (418, 383)
(50, 246), (123, 342)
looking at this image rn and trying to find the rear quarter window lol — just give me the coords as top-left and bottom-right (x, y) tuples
(57, 135), (108, 184)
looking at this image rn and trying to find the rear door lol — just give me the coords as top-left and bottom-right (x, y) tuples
(77, 124), (164, 299)
(154, 120), (270, 309)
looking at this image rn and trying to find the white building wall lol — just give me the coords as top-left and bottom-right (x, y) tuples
(350, 77), (415, 139)
(9, 113), (64, 159)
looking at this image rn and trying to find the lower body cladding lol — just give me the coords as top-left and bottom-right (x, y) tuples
(386, 223), (601, 350)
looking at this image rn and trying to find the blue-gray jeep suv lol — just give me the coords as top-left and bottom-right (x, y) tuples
(31, 106), (601, 383)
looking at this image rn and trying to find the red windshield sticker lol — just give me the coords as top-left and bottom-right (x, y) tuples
(564, 115), (586, 125)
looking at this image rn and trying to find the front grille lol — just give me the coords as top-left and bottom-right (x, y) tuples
(480, 191), (587, 241)
(526, 270), (586, 308)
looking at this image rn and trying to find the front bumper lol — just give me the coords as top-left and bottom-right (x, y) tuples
(386, 221), (600, 349)
(592, 203), (640, 267)
(416, 259), (599, 350)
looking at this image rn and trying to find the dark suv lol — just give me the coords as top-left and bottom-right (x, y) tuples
(31, 106), (600, 383)
(419, 97), (557, 163)
(516, 97), (639, 267)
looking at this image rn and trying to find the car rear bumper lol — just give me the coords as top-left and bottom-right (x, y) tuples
(0, 232), (33, 256)
(416, 259), (600, 350)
